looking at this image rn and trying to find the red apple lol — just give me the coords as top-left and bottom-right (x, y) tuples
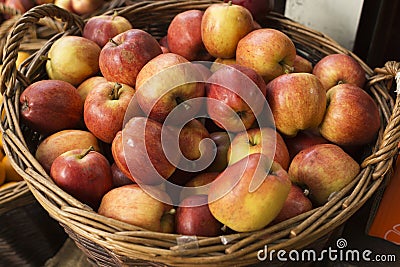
(83, 13), (133, 48)
(312, 53), (366, 91)
(158, 35), (169, 53)
(265, 73), (326, 137)
(76, 76), (107, 103)
(228, 127), (290, 170)
(50, 146), (113, 210)
(272, 184), (313, 224)
(284, 129), (330, 160)
(167, 9), (212, 61)
(236, 28), (296, 82)
(206, 64), (267, 132)
(224, 0), (275, 21)
(121, 117), (180, 185)
(19, 80), (83, 136)
(319, 83), (381, 146)
(205, 131), (231, 172)
(201, 2), (254, 59)
(208, 153), (292, 232)
(84, 81), (135, 143)
(5, 0), (35, 13)
(135, 53), (205, 123)
(111, 130), (134, 182)
(288, 143), (360, 205)
(46, 36), (101, 87)
(175, 194), (223, 237)
(99, 29), (162, 87)
(35, 129), (101, 173)
(111, 162), (134, 188)
(293, 54), (313, 73)
(179, 172), (220, 201)
(98, 184), (175, 232)
(178, 119), (210, 161)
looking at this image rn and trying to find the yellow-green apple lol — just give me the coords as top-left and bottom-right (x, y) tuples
(236, 28), (296, 82)
(272, 184), (313, 224)
(205, 131), (231, 172)
(111, 130), (134, 182)
(46, 36), (101, 87)
(288, 143), (360, 205)
(210, 57), (237, 73)
(83, 13), (133, 48)
(135, 53), (205, 123)
(99, 29), (162, 87)
(284, 129), (330, 160)
(206, 64), (267, 132)
(167, 9), (212, 61)
(179, 172), (219, 202)
(178, 119), (210, 161)
(84, 81), (135, 143)
(265, 73), (326, 137)
(312, 53), (366, 91)
(19, 79), (83, 136)
(35, 129), (101, 173)
(175, 194), (223, 237)
(208, 153), (292, 232)
(111, 162), (134, 188)
(71, 0), (104, 16)
(224, 0), (274, 21)
(293, 54), (313, 73)
(98, 184), (175, 232)
(76, 76), (107, 102)
(201, 2), (254, 59)
(50, 146), (113, 210)
(319, 83), (381, 146)
(227, 127), (290, 170)
(121, 117), (180, 185)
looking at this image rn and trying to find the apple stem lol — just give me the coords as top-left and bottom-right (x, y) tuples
(281, 61), (294, 74)
(167, 208), (176, 215)
(303, 188), (310, 197)
(228, 1), (232, 6)
(40, 55), (50, 61)
(109, 38), (119, 46)
(79, 146), (95, 159)
(112, 10), (118, 20)
(111, 83), (123, 100)
(221, 225), (227, 232)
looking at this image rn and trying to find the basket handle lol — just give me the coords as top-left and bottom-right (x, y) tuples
(0, 3), (85, 97)
(361, 61), (400, 179)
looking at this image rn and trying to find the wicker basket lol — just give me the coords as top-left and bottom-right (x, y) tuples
(1, 1), (399, 266)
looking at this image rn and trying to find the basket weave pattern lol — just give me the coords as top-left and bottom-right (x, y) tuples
(1, 1), (400, 266)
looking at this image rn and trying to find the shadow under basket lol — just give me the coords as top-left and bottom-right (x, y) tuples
(1, 1), (400, 267)
(0, 189), (68, 267)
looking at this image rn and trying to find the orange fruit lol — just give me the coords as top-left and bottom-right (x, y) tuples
(2, 155), (23, 182)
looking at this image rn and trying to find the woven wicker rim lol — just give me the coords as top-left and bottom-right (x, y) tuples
(1, 2), (400, 266)
(0, 0), (129, 209)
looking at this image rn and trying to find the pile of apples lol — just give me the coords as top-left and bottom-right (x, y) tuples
(1, 0), (108, 17)
(18, 1), (381, 236)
